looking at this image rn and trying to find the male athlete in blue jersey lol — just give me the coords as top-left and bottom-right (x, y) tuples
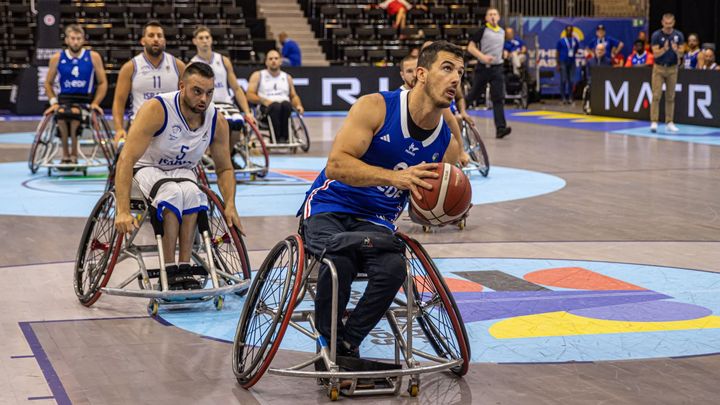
(301, 41), (462, 358)
(44, 24), (108, 165)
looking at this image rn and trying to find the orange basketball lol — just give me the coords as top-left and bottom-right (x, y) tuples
(409, 163), (472, 226)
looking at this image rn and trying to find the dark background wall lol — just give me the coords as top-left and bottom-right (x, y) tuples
(649, 0), (720, 48)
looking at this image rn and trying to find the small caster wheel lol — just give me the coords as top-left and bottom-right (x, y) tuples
(83, 168), (88, 177)
(214, 295), (224, 310)
(457, 218), (466, 230)
(422, 225), (431, 233)
(250, 173), (256, 181)
(408, 383), (419, 397)
(148, 299), (159, 316)
(329, 387), (339, 401)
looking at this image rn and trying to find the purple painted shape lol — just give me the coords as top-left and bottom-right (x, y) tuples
(452, 290), (671, 323)
(569, 300), (712, 322)
(18, 322), (71, 405)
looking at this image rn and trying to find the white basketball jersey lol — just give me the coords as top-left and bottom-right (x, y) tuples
(257, 69), (290, 103)
(190, 52), (233, 104)
(129, 52), (180, 120)
(135, 91), (217, 170)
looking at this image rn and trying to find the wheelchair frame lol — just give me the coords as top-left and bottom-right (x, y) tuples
(460, 120), (490, 178)
(255, 105), (311, 153)
(74, 173), (251, 314)
(232, 233), (470, 400)
(28, 109), (115, 176)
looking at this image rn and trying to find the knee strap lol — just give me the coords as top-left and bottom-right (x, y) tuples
(325, 232), (404, 254)
(56, 105), (84, 121)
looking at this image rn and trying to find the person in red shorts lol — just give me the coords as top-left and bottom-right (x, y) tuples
(376, 0), (427, 29)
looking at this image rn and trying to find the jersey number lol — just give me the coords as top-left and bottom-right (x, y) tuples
(71, 66), (79, 77)
(176, 145), (189, 161)
(153, 75), (162, 89)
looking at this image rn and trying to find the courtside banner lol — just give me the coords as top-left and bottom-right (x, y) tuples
(590, 66), (720, 127)
(235, 66), (403, 111)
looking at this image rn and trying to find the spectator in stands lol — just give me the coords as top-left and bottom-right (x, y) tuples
(586, 24), (624, 58)
(44, 24), (108, 165)
(279, 32), (302, 67)
(650, 13), (684, 133)
(556, 24), (580, 105)
(246, 50), (305, 143)
(409, 47), (420, 58)
(611, 52), (625, 67)
(683, 33), (701, 69)
(503, 27), (527, 76)
(585, 43), (613, 83)
(700, 48), (718, 70)
(399, 55), (417, 90)
(466, 8), (511, 139)
(375, 0), (426, 30)
(625, 39), (654, 67)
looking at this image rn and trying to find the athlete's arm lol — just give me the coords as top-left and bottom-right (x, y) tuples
(175, 59), (186, 84)
(245, 71), (264, 105)
(287, 74), (304, 114)
(208, 113), (242, 232)
(90, 51), (108, 113)
(223, 56), (255, 124)
(326, 94), (439, 200)
(43, 53), (60, 115)
(112, 61), (134, 141)
(114, 99), (163, 234)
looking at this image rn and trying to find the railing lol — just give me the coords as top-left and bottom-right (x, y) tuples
(492, 0), (648, 18)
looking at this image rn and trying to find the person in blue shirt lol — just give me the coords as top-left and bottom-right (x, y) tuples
(44, 24), (108, 165)
(586, 24), (624, 58)
(503, 27), (527, 75)
(279, 32), (302, 67)
(683, 33), (701, 69)
(556, 25), (580, 104)
(300, 41), (462, 359)
(650, 13), (684, 133)
(585, 43), (613, 84)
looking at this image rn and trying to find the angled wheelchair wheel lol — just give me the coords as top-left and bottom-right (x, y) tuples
(463, 122), (490, 177)
(200, 185), (251, 280)
(74, 191), (122, 306)
(232, 234), (305, 388)
(397, 233), (471, 376)
(90, 110), (116, 171)
(28, 114), (56, 174)
(291, 112), (310, 152)
(235, 121), (269, 178)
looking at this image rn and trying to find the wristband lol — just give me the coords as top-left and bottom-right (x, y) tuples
(49, 97), (58, 105)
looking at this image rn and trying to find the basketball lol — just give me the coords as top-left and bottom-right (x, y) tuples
(410, 163), (472, 226)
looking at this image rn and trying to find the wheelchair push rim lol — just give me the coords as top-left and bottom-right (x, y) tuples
(462, 122), (490, 177)
(28, 114), (56, 174)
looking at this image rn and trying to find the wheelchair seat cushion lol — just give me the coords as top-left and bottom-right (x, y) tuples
(325, 232), (404, 254)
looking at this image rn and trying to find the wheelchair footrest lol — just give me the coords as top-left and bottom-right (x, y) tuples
(337, 356), (402, 372)
(142, 265), (208, 279)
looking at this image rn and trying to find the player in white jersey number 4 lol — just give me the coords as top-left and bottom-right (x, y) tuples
(114, 62), (241, 290)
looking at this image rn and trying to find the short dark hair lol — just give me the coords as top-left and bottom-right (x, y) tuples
(193, 25), (211, 38)
(634, 39), (645, 47)
(142, 21), (164, 37)
(183, 62), (215, 80)
(265, 49), (281, 60)
(662, 13), (675, 20)
(417, 40), (463, 70)
(400, 55), (417, 70)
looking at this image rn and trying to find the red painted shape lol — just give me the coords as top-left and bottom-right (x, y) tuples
(405, 276), (483, 293)
(273, 169), (319, 182)
(524, 267), (645, 291)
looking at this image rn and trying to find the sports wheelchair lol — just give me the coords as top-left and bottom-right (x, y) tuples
(200, 103), (270, 181)
(460, 120), (490, 178)
(29, 108), (115, 176)
(254, 105), (310, 153)
(232, 231), (470, 400)
(74, 164), (251, 314)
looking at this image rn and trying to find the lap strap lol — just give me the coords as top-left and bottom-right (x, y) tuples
(325, 231), (404, 254)
(148, 177), (198, 200)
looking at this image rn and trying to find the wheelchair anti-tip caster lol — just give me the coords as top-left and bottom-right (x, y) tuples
(408, 383), (419, 397)
(328, 387), (339, 401)
(422, 225), (431, 233)
(148, 299), (159, 316)
(214, 295), (224, 310)
(457, 218), (466, 230)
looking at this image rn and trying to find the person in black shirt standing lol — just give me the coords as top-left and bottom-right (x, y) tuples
(465, 8), (511, 139)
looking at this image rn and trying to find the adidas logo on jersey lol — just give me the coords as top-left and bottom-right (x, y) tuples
(380, 134), (391, 143)
(405, 143), (419, 156)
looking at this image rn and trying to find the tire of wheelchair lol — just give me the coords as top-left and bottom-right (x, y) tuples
(28, 114), (56, 174)
(232, 234), (305, 388)
(201, 185), (251, 280)
(73, 191), (122, 306)
(90, 111), (116, 171)
(463, 122), (490, 177)
(237, 121), (269, 177)
(397, 233), (471, 377)
(291, 113), (310, 153)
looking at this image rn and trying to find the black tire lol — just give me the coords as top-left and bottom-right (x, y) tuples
(462, 122), (490, 177)
(397, 233), (471, 376)
(201, 186), (251, 280)
(28, 114), (55, 174)
(90, 111), (116, 171)
(235, 121), (269, 178)
(232, 235), (305, 388)
(291, 112), (310, 152)
(74, 191), (121, 306)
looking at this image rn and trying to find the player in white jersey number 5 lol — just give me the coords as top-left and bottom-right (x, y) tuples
(114, 62), (241, 289)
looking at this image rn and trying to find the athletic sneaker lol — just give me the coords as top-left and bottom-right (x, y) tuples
(650, 122), (658, 133)
(666, 122), (679, 133)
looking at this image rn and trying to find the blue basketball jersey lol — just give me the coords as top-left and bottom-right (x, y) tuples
(629, 52), (649, 66)
(301, 90), (452, 230)
(58, 49), (95, 95)
(684, 49), (700, 69)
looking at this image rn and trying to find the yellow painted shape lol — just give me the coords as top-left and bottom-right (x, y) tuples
(512, 110), (635, 123)
(489, 311), (720, 339)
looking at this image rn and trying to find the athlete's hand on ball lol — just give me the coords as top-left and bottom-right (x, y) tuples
(44, 104), (59, 115)
(224, 206), (245, 235)
(115, 211), (139, 234)
(392, 162), (439, 201)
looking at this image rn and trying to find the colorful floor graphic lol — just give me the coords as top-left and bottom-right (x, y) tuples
(0, 157), (565, 217)
(160, 258), (720, 363)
